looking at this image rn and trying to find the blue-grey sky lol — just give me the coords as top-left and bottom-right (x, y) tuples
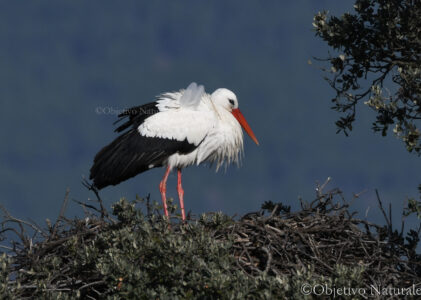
(0, 1), (418, 229)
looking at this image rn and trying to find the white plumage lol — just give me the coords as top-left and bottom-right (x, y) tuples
(90, 83), (258, 221)
(138, 85), (244, 170)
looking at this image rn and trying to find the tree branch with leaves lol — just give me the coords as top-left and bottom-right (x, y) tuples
(313, 0), (421, 154)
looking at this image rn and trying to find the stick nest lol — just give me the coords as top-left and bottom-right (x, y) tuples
(0, 182), (419, 299)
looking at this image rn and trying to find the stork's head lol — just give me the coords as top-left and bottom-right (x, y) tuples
(211, 88), (238, 110)
(211, 88), (259, 145)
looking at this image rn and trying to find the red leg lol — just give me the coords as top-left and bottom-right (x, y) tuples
(177, 168), (186, 221)
(159, 166), (171, 219)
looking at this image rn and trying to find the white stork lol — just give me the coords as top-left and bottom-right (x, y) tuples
(90, 83), (259, 220)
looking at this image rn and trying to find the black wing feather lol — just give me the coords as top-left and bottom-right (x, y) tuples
(114, 102), (160, 133)
(90, 129), (196, 190)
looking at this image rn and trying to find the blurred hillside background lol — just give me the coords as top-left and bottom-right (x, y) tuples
(0, 1), (418, 228)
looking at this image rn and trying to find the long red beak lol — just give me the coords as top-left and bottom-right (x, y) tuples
(231, 108), (259, 145)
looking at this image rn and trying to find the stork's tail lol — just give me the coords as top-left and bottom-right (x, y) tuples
(90, 132), (125, 189)
(89, 130), (151, 189)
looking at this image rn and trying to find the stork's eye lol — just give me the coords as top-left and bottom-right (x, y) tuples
(228, 99), (235, 106)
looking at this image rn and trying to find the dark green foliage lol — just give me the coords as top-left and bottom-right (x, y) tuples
(404, 184), (421, 219)
(313, 0), (421, 154)
(314, 0), (421, 231)
(0, 189), (420, 299)
(0, 197), (284, 299)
